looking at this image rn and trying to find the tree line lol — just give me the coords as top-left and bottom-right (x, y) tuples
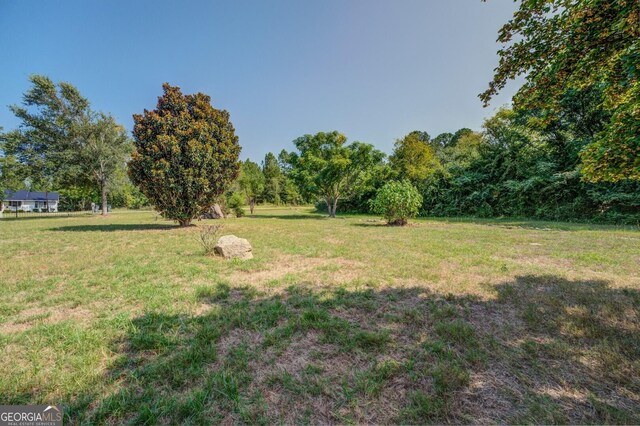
(1, 0), (638, 224)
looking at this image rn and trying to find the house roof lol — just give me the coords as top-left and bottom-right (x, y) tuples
(3, 190), (60, 201)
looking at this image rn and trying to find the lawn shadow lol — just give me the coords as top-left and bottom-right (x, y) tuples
(56, 276), (639, 424)
(425, 216), (640, 232)
(0, 213), (93, 221)
(248, 214), (329, 220)
(351, 222), (387, 227)
(49, 223), (180, 232)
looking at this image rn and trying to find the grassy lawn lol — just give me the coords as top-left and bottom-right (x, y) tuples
(1, 208), (639, 424)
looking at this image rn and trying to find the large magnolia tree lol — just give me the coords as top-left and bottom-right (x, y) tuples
(128, 83), (240, 226)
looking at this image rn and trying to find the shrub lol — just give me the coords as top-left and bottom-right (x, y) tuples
(370, 180), (422, 226)
(198, 224), (223, 255)
(227, 192), (245, 217)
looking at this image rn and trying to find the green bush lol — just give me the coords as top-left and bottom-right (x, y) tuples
(227, 192), (245, 217)
(370, 180), (422, 226)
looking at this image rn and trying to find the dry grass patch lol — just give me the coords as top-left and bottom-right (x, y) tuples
(226, 254), (366, 287)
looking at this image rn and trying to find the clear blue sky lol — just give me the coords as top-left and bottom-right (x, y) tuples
(0, 0), (520, 161)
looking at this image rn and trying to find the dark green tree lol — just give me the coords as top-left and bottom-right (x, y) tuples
(129, 84), (241, 226)
(3, 75), (91, 206)
(431, 132), (454, 149)
(262, 152), (283, 204)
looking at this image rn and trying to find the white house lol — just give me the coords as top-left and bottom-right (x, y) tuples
(1, 190), (60, 213)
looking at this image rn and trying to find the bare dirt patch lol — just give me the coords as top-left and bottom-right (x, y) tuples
(0, 305), (94, 334)
(227, 254), (366, 286)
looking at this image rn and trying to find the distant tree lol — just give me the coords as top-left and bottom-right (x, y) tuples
(238, 159), (264, 214)
(78, 114), (132, 215)
(278, 149), (294, 174)
(280, 177), (303, 205)
(390, 131), (442, 182)
(447, 131), (484, 169)
(370, 180), (423, 226)
(262, 152), (283, 204)
(451, 128), (473, 146)
(278, 149), (307, 205)
(129, 84), (240, 226)
(288, 131), (384, 217)
(432, 132), (454, 149)
(481, 0), (639, 182)
(408, 131), (430, 144)
(0, 127), (21, 196)
(57, 186), (98, 211)
(0, 142), (25, 210)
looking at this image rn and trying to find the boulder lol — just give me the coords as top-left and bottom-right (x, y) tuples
(214, 235), (253, 260)
(201, 203), (225, 219)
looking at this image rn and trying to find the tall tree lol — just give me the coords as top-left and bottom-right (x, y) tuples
(78, 114), (132, 215)
(3, 75), (91, 205)
(129, 83), (241, 226)
(288, 131), (384, 217)
(481, 0), (640, 182)
(238, 159), (264, 214)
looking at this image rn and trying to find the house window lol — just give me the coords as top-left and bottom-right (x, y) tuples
(8, 201), (22, 207)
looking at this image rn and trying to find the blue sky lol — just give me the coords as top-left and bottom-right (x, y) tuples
(0, 0), (520, 161)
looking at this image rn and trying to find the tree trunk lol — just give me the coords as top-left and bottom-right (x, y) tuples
(326, 196), (338, 218)
(178, 219), (191, 227)
(101, 183), (108, 216)
(249, 198), (255, 214)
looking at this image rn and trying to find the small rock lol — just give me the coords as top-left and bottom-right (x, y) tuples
(214, 235), (253, 260)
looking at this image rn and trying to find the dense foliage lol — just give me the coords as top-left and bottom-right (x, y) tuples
(481, 0), (639, 182)
(129, 84), (240, 226)
(280, 113), (637, 224)
(419, 110), (639, 222)
(370, 180), (422, 226)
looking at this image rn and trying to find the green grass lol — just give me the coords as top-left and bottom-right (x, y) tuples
(0, 207), (639, 424)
